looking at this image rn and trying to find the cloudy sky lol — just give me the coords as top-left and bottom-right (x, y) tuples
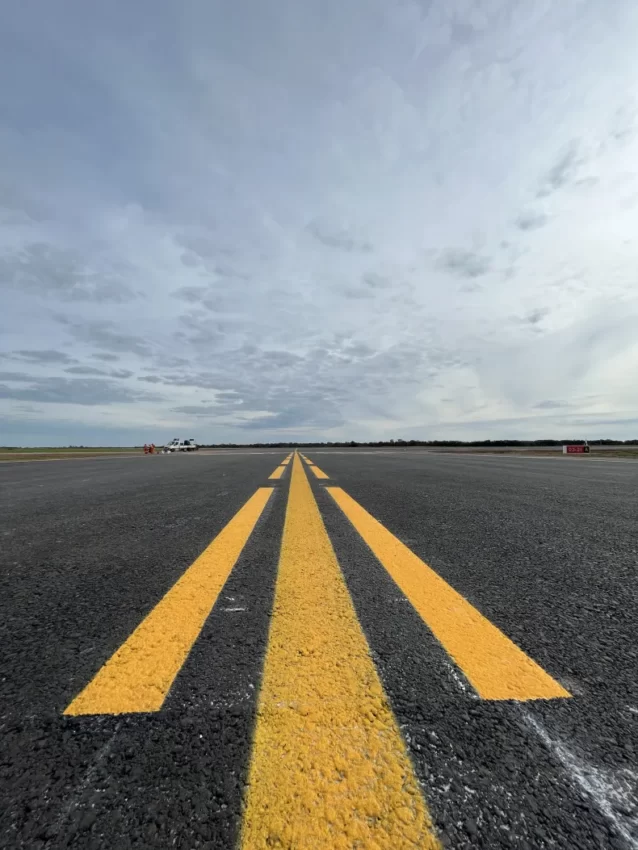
(2, 0), (638, 446)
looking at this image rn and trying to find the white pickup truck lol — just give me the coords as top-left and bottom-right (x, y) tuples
(162, 438), (198, 453)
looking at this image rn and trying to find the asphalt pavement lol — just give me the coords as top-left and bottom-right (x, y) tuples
(1, 449), (636, 849)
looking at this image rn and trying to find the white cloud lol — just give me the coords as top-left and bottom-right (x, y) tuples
(2, 0), (638, 444)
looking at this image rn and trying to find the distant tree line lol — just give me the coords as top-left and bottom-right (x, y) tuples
(5, 438), (636, 450)
(201, 438), (638, 448)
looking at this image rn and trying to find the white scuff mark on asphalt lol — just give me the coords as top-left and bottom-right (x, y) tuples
(78, 645), (96, 656)
(445, 660), (477, 699)
(206, 691), (253, 709)
(222, 606), (247, 612)
(558, 675), (586, 697)
(521, 709), (638, 849)
(51, 721), (122, 841)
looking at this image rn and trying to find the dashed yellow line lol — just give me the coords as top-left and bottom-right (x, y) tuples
(240, 456), (439, 849)
(303, 456), (329, 478)
(328, 487), (570, 702)
(269, 465), (287, 479)
(64, 488), (273, 715)
(302, 453), (330, 478)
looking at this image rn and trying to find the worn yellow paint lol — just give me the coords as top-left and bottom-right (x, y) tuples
(65, 488), (273, 716)
(328, 488), (569, 702)
(240, 456), (439, 850)
(269, 465), (287, 479)
(309, 463), (329, 479)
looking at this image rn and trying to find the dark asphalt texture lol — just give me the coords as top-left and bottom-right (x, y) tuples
(1, 450), (637, 849)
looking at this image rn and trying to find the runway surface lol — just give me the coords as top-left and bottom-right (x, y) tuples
(1, 449), (636, 849)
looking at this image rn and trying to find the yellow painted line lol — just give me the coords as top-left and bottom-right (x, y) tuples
(309, 463), (329, 479)
(65, 488), (273, 715)
(240, 456), (439, 849)
(269, 465), (287, 479)
(327, 488), (570, 702)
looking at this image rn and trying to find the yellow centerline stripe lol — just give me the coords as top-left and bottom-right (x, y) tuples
(309, 464), (329, 479)
(327, 488), (570, 702)
(240, 456), (439, 849)
(269, 465), (287, 479)
(65, 488), (273, 716)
